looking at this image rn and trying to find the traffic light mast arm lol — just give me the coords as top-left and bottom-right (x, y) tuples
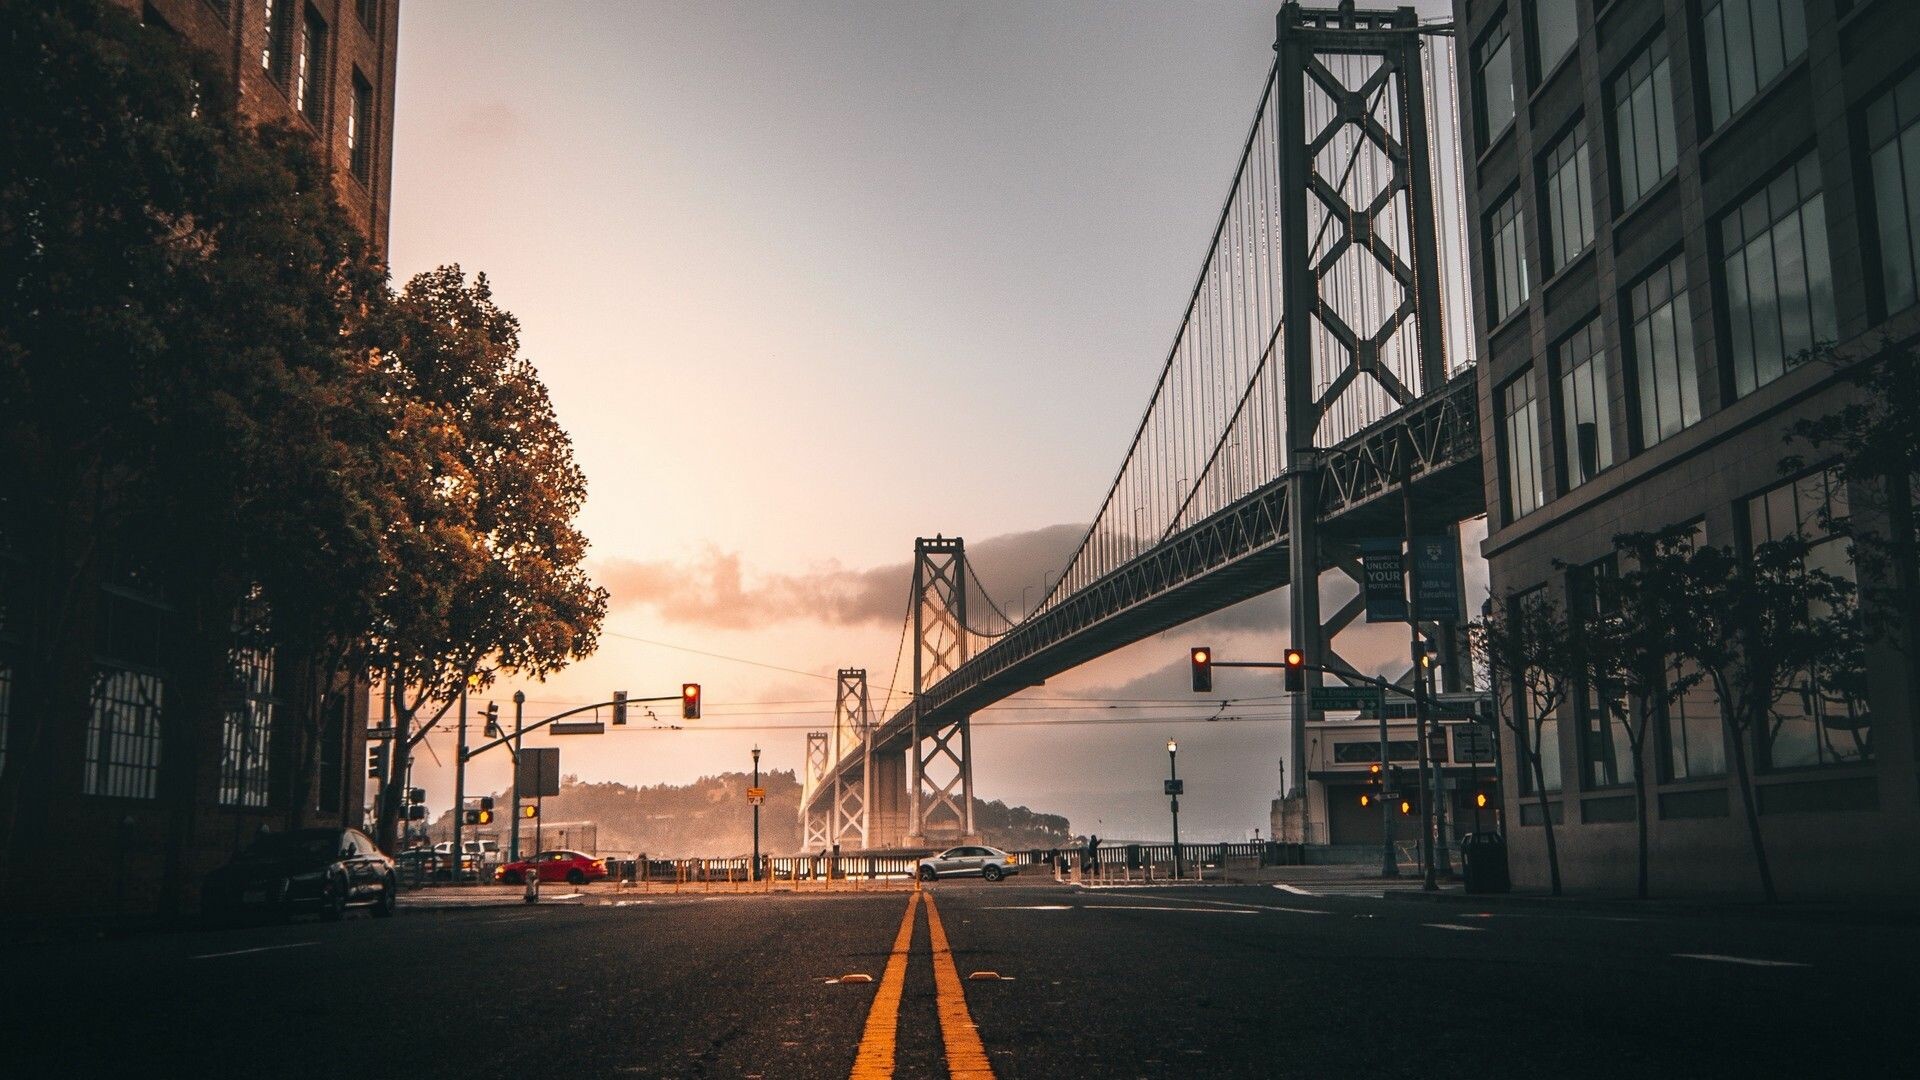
(1210, 659), (1421, 699)
(463, 693), (683, 760)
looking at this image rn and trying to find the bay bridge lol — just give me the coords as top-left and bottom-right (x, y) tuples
(802, 2), (1486, 851)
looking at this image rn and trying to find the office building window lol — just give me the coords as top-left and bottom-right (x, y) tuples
(1557, 319), (1615, 487)
(1488, 192), (1531, 323)
(1629, 257), (1700, 447)
(1665, 663), (1726, 780)
(1722, 153), (1836, 398)
(1543, 126), (1595, 272)
(218, 591), (275, 808)
(1572, 557), (1634, 789)
(85, 668), (164, 800)
(1530, 0), (1578, 80)
(355, 0), (378, 33)
(1512, 588), (1564, 795)
(1611, 38), (1677, 208)
(1748, 468), (1869, 768)
(296, 8), (327, 124)
(1702, 0), (1808, 128)
(1502, 369), (1547, 519)
(349, 71), (374, 182)
(261, 0), (292, 85)
(1866, 68), (1920, 315)
(1476, 19), (1517, 144)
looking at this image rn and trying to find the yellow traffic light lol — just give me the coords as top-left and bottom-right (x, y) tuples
(520, 804), (538, 819)
(1190, 647), (1213, 692)
(476, 809), (493, 825)
(681, 683), (702, 720)
(1359, 793), (1372, 808)
(1475, 791), (1489, 808)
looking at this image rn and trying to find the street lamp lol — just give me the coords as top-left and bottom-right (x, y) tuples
(751, 745), (762, 882)
(1167, 738), (1182, 881)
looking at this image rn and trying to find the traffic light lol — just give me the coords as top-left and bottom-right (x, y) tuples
(479, 796), (494, 811)
(1283, 648), (1305, 692)
(463, 808), (494, 826)
(368, 743), (388, 779)
(407, 804), (427, 821)
(681, 683), (701, 720)
(613, 690), (628, 726)
(1416, 635), (1437, 670)
(484, 701), (501, 738)
(1361, 762), (1382, 807)
(1189, 647), (1213, 693)
(407, 787), (426, 805)
(519, 804), (538, 819)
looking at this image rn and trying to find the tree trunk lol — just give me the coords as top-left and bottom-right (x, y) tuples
(1529, 744), (1562, 896)
(1727, 701), (1776, 902)
(1630, 704), (1653, 901)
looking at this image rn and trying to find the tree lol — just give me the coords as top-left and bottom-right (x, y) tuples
(1469, 595), (1575, 896)
(1571, 528), (1703, 900)
(367, 269), (609, 850)
(1654, 536), (1864, 902)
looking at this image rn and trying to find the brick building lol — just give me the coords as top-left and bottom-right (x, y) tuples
(0, 0), (400, 918)
(1454, 0), (1918, 896)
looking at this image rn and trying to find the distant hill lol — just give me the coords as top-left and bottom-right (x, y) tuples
(445, 769), (1070, 857)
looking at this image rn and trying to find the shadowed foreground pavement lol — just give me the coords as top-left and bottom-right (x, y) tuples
(6, 880), (1913, 1078)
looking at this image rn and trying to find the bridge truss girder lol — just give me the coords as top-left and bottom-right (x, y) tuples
(910, 537), (976, 843)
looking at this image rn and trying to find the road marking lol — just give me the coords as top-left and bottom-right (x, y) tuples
(982, 905), (1073, 911)
(923, 894), (996, 1079)
(1082, 904), (1257, 914)
(191, 942), (319, 960)
(1157, 896), (1332, 916)
(1674, 953), (1809, 968)
(1423, 923), (1488, 932)
(1273, 883), (1317, 896)
(848, 891), (920, 1079)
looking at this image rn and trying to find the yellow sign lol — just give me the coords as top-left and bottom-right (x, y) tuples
(746, 787), (766, 799)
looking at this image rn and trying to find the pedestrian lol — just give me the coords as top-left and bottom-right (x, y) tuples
(1085, 834), (1100, 879)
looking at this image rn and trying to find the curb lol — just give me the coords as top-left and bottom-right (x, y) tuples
(1377, 888), (1920, 925)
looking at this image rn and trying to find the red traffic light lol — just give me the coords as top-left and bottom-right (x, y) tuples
(1283, 648), (1306, 692)
(681, 683), (702, 720)
(1189, 647), (1213, 693)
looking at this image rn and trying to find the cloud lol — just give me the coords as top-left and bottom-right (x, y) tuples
(598, 522), (1086, 630)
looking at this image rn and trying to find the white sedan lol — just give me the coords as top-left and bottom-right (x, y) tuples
(916, 845), (1020, 882)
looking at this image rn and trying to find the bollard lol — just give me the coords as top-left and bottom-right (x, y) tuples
(523, 868), (540, 904)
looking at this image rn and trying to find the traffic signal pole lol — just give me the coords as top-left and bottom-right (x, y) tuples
(510, 691), (525, 864)
(453, 683), (468, 884)
(1404, 457), (1437, 893)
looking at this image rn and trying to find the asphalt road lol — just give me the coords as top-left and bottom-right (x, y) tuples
(7, 879), (1915, 1078)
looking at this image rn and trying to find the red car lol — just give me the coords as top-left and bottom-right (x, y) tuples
(495, 849), (608, 886)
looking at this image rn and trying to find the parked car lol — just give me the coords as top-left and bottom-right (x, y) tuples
(395, 847), (470, 880)
(203, 828), (396, 921)
(495, 850), (608, 886)
(917, 845), (1020, 882)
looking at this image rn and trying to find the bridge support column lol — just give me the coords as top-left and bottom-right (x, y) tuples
(907, 536), (976, 846)
(801, 730), (832, 852)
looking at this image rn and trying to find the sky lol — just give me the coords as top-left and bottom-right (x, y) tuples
(386, 0), (1470, 847)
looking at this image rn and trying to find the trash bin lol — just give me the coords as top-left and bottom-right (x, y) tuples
(1460, 831), (1510, 894)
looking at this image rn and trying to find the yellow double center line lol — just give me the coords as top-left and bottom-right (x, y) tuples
(848, 891), (995, 1079)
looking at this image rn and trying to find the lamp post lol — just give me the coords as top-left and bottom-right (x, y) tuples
(509, 691), (525, 863)
(751, 745), (762, 882)
(1167, 738), (1182, 881)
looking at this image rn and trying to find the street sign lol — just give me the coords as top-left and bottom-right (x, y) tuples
(366, 726), (397, 740)
(1453, 725), (1495, 763)
(1310, 685), (1385, 711)
(1164, 779), (1184, 796)
(747, 794), (766, 806)
(746, 787), (766, 799)
(1412, 533), (1464, 622)
(1360, 538), (1407, 622)
(516, 747), (560, 798)
(550, 720), (605, 735)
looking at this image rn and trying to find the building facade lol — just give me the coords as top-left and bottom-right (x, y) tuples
(0, 0), (399, 919)
(1455, 0), (1919, 896)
